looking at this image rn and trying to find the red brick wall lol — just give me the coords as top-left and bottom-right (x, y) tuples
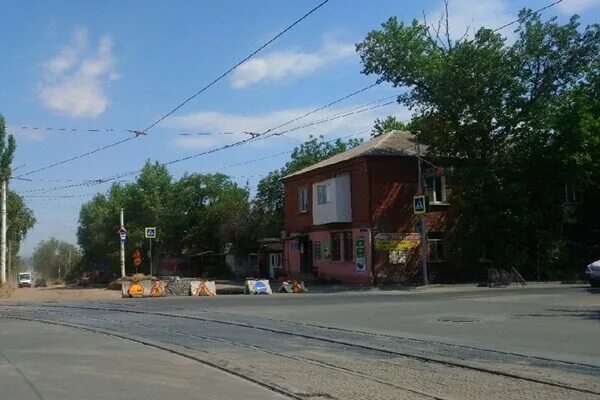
(283, 154), (452, 284)
(283, 158), (370, 233)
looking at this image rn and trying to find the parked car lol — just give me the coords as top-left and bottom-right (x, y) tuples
(17, 272), (32, 288)
(34, 278), (47, 288)
(584, 260), (600, 288)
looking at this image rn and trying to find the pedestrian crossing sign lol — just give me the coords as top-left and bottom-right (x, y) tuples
(414, 195), (426, 214)
(145, 227), (157, 238)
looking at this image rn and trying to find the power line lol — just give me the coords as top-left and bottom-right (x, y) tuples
(19, 129), (372, 196)
(141, 0), (330, 133)
(16, 94), (393, 195)
(14, 126), (121, 134)
(492, 0), (564, 32)
(14, 136), (137, 178)
(13, 1), (330, 179)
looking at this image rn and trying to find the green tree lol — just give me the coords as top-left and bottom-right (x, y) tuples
(0, 115), (16, 182)
(7, 190), (36, 276)
(371, 115), (409, 137)
(356, 11), (600, 277)
(77, 161), (253, 275)
(0, 115), (20, 284)
(32, 238), (79, 280)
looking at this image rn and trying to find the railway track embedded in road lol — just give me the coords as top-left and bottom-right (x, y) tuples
(1, 303), (599, 400)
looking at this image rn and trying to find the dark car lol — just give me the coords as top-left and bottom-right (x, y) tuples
(34, 278), (47, 288)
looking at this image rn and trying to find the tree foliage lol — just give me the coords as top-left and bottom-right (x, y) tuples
(357, 11), (600, 277)
(371, 115), (409, 137)
(0, 115), (16, 182)
(32, 238), (79, 280)
(77, 161), (252, 274)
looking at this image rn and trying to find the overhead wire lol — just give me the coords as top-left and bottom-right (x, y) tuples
(13, 0), (330, 179)
(19, 130), (371, 197)
(18, 83), (386, 194)
(492, 0), (564, 32)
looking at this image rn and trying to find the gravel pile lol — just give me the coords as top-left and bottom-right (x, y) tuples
(165, 280), (191, 296)
(0, 283), (15, 299)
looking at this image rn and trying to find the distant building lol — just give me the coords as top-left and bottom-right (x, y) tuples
(282, 131), (450, 284)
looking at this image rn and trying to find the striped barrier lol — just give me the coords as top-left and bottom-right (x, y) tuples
(122, 280), (166, 298)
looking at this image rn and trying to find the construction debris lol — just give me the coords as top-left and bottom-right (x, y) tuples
(279, 281), (307, 293)
(165, 279), (191, 296)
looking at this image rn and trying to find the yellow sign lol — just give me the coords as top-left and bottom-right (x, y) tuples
(127, 282), (145, 298)
(150, 281), (165, 297)
(375, 239), (420, 251)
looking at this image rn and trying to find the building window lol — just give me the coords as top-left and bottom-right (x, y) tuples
(428, 239), (445, 262)
(343, 232), (353, 261)
(298, 187), (308, 212)
(317, 184), (331, 204)
(313, 241), (321, 260)
(270, 253), (282, 267)
(425, 176), (446, 203)
(331, 233), (341, 261)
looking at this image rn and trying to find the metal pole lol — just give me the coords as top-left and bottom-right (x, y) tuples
(7, 241), (11, 283)
(149, 238), (153, 277)
(1, 180), (7, 285)
(120, 208), (125, 278)
(417, 143), (429, 285)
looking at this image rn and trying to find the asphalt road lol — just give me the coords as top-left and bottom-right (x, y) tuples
(1, 284), (598, 399)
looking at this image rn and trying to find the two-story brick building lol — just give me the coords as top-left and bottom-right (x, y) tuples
(282, 131), (449, 285)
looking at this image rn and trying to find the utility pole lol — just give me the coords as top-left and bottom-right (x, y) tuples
(7, 241), (11, 283)
(1, 180), (6, 285)
(149, 238), (153, 277)
(417, 143), (429, 285)
(120, 208), (126, 278)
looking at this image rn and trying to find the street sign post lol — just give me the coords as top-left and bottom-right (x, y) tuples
(144, 227), (156, 276)
(133, 249), (142, 272)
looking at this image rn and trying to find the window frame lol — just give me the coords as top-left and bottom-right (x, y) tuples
(316, 184), (331, 205)
(298, 186), (309, 213)
(428, 239), (446, 262)
(313, 241), (322, 260)
(426, 175), (447, 204)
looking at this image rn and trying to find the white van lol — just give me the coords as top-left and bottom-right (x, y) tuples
(18, 272), (32, 288)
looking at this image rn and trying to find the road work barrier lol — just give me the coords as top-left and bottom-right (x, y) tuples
(190, 280), (217, 296)
(245, 279), (272, 295)
(122, 280), (166, 298)
(279, 281), (307, 293)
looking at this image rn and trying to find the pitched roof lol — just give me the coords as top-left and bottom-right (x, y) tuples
(283, 131), (426, 179)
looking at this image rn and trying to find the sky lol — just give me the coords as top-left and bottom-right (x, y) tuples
(1, 0), (599, 257)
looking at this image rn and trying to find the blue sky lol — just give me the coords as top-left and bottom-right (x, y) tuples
(1, 0), (598, 257)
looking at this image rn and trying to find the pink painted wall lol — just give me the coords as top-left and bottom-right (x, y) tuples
(284, 239), (301, 277)
(310, 229), (373, 285)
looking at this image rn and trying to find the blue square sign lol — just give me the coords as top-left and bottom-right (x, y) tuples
(414, 195), (426, 214)
(145, 227), (157, 238)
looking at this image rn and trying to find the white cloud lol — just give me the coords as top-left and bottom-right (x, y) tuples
(426, 0), (514, 42)
(38, 29), (117, 118)
(167, 102), (411, 149)
(558, 0), (600, 13)
(11, 129), (46, 143)
(230, 38), (355, 89)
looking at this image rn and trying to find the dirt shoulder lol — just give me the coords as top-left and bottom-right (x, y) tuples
(2, 285), (121, 302)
